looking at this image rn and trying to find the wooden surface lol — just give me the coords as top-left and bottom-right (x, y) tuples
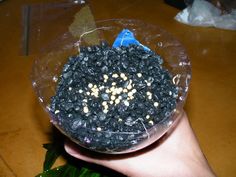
(0, 0), (236, 176)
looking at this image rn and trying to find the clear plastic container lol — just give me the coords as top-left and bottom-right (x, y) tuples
(31, 19), (191, 154)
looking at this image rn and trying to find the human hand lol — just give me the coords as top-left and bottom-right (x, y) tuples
(64, 111), (216, 177)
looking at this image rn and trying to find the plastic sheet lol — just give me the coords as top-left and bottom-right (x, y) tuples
(175, 0), (236, 30)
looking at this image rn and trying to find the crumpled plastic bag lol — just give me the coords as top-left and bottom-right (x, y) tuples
(175, 0), (236, 30)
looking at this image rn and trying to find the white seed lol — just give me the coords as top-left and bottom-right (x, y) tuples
(79, 89), (83, 93)
(127, 84), (132, 90)
(91, 90), (99, 96)
(103, 109), (108, 114)
(86, 91), (90, 95)
(148, 95), (152, 99)
(169, 91), (172, 96)
(118, 95), (122, 100)
(117, 88), (123, 94)
(82, 99), (87, 103)
(55, 110), (60, 114)
(147, 82), (151, 86)
(128, 92), (133, 97)
(68, 87), (72, 91)
(110, 86), (115, 92)
(146, 91), (152, 96)
(154, 102), (159, 107)
(123, 88), (128, 93)
(112, 82), (116, 86)
(105, 89), (110, 93)
(120, 73), (126, 78)
(146, 115), (150, 119)
(83, 107), (89, 113)
(123, 100), (130, 106)
(94, 93), (99, 97)
(137, 73), (142, 77)
(123, 76), (128, 81)
(104, 105), (109, 109)
(115, 99), (120, 104)
(112, 73), (119, 78)
(103, 74), (109, 80)
(131, 89), (137, 93)
(88, 83), (93, 88)
(99, 86), (105, 90)
(109, 101), (114, 104)
(94, 85), (98, 88)
(92, 88), (99, 93)
(113, 88), (119, 95)
(104, 79), (107, 83)
(130, 95), (134, 100)
(149, 120), (154, 125)
(97, 127), (102, 131)
(111, 95), (116, 100)
(112, 89), (117, 95)
(118, 118), (123, 122)
(92, 89), (99, 94)
(102, 101), (107, 106)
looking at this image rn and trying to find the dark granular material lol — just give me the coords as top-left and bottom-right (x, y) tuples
(50, 42), (178, 153)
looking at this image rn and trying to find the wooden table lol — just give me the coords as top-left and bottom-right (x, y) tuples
(0, 0), (235, 176)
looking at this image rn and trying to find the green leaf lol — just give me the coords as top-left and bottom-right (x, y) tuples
(78, 167), (102, 177)
(78, 167), (89, 176)
(90, 173), (101, 177)
(36, 165), (68, 177)
(43, 143), (63, 171)
(36, 164), (104, 177)
(37, 143), (113, 177)
(61, 164), (80, 177)
(36, 164), (80, 177)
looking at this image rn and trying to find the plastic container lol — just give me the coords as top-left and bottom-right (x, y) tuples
(31, 19), (191, 154)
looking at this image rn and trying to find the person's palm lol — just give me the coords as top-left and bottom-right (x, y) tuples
(65, 112), (215, 177)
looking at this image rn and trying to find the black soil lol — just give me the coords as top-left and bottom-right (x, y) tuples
(50, 42), (178, 153)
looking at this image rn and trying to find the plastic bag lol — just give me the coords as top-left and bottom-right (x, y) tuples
(175, 0), (236, 30)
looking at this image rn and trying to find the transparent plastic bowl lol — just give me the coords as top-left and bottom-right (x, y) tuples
(31, 19), (191, 154)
